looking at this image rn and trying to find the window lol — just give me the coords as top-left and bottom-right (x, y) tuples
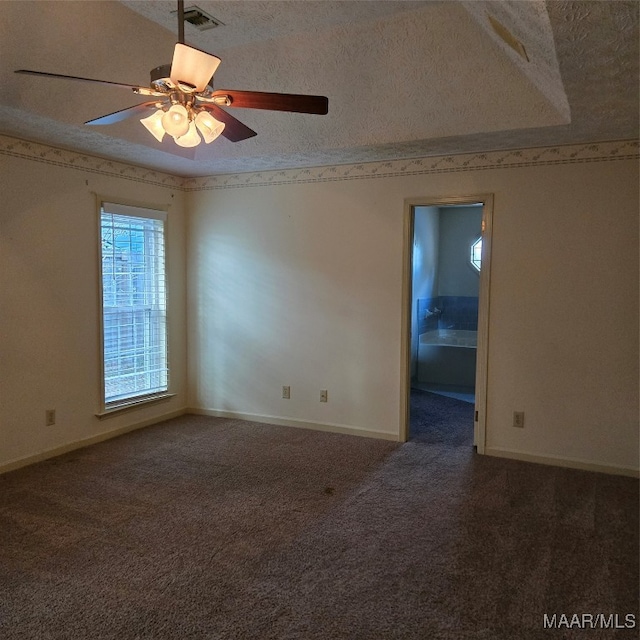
(99, 202), (168, 410)
(470, 236), (482, 272)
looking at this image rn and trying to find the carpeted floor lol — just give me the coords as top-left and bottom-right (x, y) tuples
(0, 397), (638, 639)
(410, 387), (475, 446)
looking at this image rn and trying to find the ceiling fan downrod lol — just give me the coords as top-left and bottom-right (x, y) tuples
(178, 0), (185, 45)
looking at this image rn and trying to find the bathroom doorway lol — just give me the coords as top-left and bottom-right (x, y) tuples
(400, 196), (493, 450)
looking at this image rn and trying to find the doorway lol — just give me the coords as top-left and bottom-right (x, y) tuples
(400, 195), (493, 451)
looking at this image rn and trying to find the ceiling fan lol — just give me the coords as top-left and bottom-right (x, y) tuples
(14, 1), (328, 149)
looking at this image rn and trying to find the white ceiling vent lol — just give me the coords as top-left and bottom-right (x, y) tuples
(488, 15), (529, 62)
(172, 6), (224, 31)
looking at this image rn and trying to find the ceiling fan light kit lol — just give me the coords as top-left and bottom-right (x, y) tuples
(138, 56), (229, 148)
(14, 1), (328, 153)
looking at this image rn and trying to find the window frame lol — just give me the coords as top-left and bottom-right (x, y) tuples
(470, 236), (482, 273)
(97, 199), (173, 417)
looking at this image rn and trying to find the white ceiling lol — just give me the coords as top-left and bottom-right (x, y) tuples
(0, 0), (637, 177)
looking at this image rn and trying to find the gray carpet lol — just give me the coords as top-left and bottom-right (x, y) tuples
(0, 401), (638, 639)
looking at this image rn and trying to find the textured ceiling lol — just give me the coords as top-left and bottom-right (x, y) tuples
(0, 0), (637, 177)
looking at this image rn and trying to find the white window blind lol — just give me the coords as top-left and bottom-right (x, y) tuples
(100, 203), (168, 406)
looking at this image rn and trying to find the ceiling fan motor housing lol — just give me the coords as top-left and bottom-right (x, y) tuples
(150, 64), (173, 92)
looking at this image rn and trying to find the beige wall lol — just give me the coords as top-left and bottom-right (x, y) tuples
(187, 179), (403, 438)
(0, 154), (188, 470)
(188, 157), (639, 473)
(436, 205), (483, 297)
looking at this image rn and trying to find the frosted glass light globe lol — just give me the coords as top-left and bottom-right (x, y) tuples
(195, 110), (225, 144)
(174, 120), (201, 148)
(140, 109), (166, 142)
(161, 104), (189, 138)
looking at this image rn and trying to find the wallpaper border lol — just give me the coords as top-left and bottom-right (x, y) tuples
(183, 140), (640, 190)
(1, 134), (637, 191)
(0, 135), (183, 190)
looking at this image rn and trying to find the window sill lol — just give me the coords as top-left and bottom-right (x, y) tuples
(96, 393), (175, 419)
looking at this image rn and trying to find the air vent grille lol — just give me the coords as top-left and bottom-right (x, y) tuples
(172, 6), (224, 31)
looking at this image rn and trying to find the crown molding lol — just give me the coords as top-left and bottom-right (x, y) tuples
(1, 134), (637, 192)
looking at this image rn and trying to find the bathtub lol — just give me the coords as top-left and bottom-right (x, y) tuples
(417, 330), (477, 386)
(419, 329), (477, 348)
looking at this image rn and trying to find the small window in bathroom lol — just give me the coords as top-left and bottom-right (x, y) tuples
(470, 236), (482, 272)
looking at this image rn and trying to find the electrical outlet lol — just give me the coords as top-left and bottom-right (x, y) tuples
(282, 386), (290, 399)
(45, 409), (56, 426)
(513, 411), (525, 428)
(320, 390), (328, 403)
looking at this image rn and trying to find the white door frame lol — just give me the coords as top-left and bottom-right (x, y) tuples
(400, 194), (494, 452)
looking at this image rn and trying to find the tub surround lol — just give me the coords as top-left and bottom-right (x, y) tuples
(420, 329), (478, 348)
(418, 296), (479, 334)
(418, 329), (478, 387)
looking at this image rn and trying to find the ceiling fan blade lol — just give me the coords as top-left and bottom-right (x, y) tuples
(14, 69), (163, 95)
(85, 101), (160, 126)
(170, 43), (221, 92)
(200, 104), (257, 142)
(212, 90), (328, 115)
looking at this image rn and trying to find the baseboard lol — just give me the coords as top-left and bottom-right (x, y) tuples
(484, 446), (639, 478)
(188, 407), (400, 441)
(0, 408), (188, 475)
